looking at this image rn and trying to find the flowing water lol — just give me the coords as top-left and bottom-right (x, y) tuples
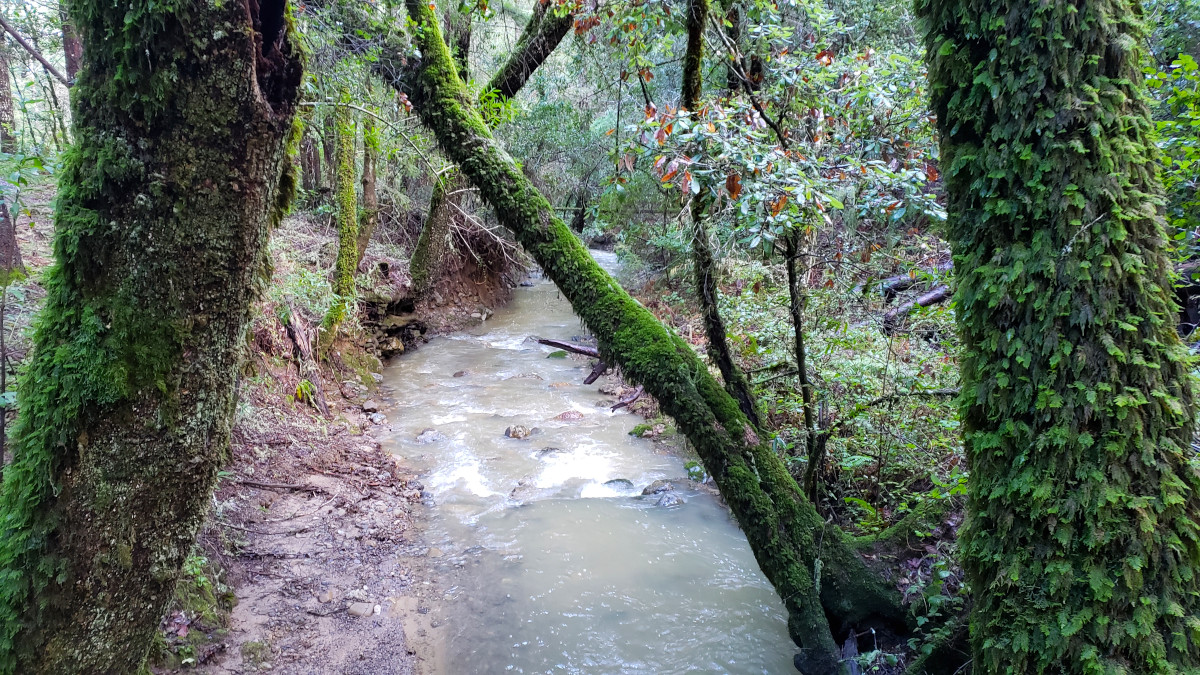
(381, 251), (794, 674)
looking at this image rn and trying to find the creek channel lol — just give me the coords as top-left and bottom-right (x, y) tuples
(380, 251), (794, 674)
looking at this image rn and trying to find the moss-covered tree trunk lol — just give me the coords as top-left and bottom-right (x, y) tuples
(682, 0), (761, 429)
(408, 0), (568, 298)
(330, 99), (357, 308)
(366, 3), (906, 670)
(59, 7), (81, 84)
(356, 110), (380, 261)
(0, 0), (301, 671)
(919, 0), (1200, 670)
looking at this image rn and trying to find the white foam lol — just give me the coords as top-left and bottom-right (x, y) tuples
(535, 450), (617, 489)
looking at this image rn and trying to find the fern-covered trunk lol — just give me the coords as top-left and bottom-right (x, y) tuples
(0, 0), (301, 672)
(919, 0), (1200, 670)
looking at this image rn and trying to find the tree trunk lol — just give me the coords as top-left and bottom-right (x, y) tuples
(682, 0), (762, 430)
(300, 132), (320, 194)
(322, 111), (337, 191)
(331, 100), (357, 299)
(0, 196), (23, 280)
(0, 0), (301, 671)
(784, 233), (820, 498)
(0, 46), (15, 152)
(484, 0), (574, 100)
(366, 3), (905, 670)
(919, 0), (1200, 670)
(59, 6), (82, 83)
(410, 173), (456, 296)
(356, 110), (380, 261)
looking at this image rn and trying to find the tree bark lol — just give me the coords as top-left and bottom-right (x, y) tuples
(322, 111), (337, 191)
(356, 109), (379, 261)
(0, 46), (14, 152)
(785, 233), (820, 499)
(0, 0), (301, 671)
(0, 196), (23, 279)
(484, 0), (574, 100)
(410, 174), (454, 295)
(59, 6), (82, 83)
(323, 98), (358, 342)
(410, 0), (566, 298)
(682, 0), (762, 430)
(362, 3), (905, 670)
(919, 0), (1200, 670)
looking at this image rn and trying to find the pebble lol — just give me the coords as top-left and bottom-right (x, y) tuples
(369, 413), (387, 425)
(318, 589), (334, 604)
(347, 602), (374, 617)
(362, 400), (380, 413)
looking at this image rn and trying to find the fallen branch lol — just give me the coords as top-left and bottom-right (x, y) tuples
(284, 306), (331, 416)
(236, 480), (324, 493)
(583, 359), (609, 385)
(882, 285), (952, 334)
(611, 385), (644, 411)
(536, 337), (600, 358)
(854, 261), (954, 302)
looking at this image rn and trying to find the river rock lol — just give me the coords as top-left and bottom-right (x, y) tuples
(317, 589), (334, 604)
(416, 428), (446, 443)
(538, 447), (564, 456)
(553, 411), (584, 422)
(362, 400), (379, 413)
(347, 602), (374, 617)
(656, 492), (685, 507)
(642, 479), (677, 495)
(453, 370), (471, 378)
(505, 425), (531, 439)
(603, 479), (635, 490)
(368, 413), (387, 425)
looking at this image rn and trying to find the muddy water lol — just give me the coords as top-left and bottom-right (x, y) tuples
(381, 251), (794, 674)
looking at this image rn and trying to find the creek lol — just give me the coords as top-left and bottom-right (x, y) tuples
(380, 251), (794, 674)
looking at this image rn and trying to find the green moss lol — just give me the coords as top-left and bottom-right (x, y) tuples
(0, 0), (301, 670)
(918, 0), (1200, 669)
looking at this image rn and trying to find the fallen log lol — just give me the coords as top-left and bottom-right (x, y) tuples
(583, 360), (609, 384)
(853, 261), (953, 302)
(882, 285), (952, 334)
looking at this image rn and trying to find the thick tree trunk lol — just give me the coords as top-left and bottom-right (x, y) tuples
(410, 173), (456, 295)
(0, 0), (301, 671)
(356, 111), (380, 261)
(59, 8), (82, 83)
(366, 3), (905, 670)
(920, 0), (1200, 671)
(682, 0), (762, 429)
(327, 99), (358, 331)
(0, 47), (15, 152)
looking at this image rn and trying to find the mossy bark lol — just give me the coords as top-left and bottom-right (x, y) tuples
(483, 0), (573, 101)
(410, 173), (455, 295)
(356, 110), (380, 261)
(409, 0), (567, 298)
(0, 0), (301, 671)
(784, 233), (820, 497)
(328, 98), (355, 312)
(919, 0), (1200, 670)
(682, 0), (761, 430)
(379, 4), (904, 670)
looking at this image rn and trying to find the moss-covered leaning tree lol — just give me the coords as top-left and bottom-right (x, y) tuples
(408, 0), (573, 297)
(0, 0), (302, 671)
(918, 0), (1200, 670)
(325, 0), (907, 669)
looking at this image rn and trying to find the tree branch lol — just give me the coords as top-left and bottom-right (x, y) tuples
(0, 13), (69, 86)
